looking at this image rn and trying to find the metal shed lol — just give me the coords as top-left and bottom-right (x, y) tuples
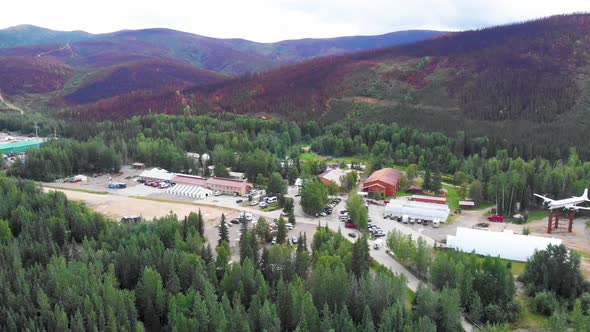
(0, 139), (44, 154)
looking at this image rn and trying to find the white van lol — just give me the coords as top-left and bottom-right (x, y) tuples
(402, 215), (409, 224)
(267, 196), (278, 203)
(432, 219), (440, 228)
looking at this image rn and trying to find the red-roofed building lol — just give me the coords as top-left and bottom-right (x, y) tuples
(172, 174), (207, 187)
(362, 168), (403, 197)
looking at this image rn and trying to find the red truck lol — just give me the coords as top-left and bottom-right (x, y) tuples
(487, 215), (504, 222)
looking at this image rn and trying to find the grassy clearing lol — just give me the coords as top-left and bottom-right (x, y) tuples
(578, 251), (590, 259)
(43, 185), (109, 195)
(526, 210), (547, 222)
(433, 249), (526, 276)
(443, 184), (460, 209)
(299, 152), (321, 161)
(511, 293), (547, 330)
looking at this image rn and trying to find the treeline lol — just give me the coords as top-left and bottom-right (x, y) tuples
(312, 116), (590, 214)
(8, 139), (122, 181)
(387, 231), (518, 325)
(4, 112), (590, 213)
(0, 175), (469, 331)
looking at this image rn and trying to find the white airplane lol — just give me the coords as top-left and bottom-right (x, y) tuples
(534, 188), (589, 210)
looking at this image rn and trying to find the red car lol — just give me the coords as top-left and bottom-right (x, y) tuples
(344, 222), (357, 229)
(487, 215), (504, 222)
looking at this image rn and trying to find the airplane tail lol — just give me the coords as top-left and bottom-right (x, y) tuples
(584, 188), (589, 200)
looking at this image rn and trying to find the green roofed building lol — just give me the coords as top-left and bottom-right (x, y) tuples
(0, 140), (44, 154)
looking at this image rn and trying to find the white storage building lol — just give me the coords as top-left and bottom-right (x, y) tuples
(446, 227), (562, 262)
(383, 200), (450, 222)
(166, 184), (213, 199)
(138, 168), (176, 182)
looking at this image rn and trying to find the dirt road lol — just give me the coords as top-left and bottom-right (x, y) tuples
(43, 187), (237, 222)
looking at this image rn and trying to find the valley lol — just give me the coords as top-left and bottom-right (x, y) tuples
(3, 11), (590, 332)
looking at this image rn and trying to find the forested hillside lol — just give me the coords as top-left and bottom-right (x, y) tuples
(0, 25), (92, 48)
(0, 25), (442, 119)
(55, 14), (590, 159)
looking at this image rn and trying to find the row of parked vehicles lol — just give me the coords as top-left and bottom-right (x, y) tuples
(390, 215), (441, 228)
(252, 196), (278, 208)
(368, 223), (385, 237)
(316, 197), (341, 217)
(140, 179), (175, 189)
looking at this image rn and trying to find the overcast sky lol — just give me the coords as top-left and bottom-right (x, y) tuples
(2, 0), (590, 42)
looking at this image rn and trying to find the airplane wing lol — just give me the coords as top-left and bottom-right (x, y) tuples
(534, 193), (554, 203)
(574, 206), (590, 211)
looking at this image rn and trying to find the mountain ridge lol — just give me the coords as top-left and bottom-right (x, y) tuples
(61, 14), (590, 157)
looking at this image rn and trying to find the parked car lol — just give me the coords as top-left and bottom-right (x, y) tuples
(249, 200), (259, 206)
(348, 232), (357, 238)
(230, 218), (240, 224)
(259, 202), (268, 208)
(487, 215), (504, 222)
(286, 223), (294, 230)
(214, 191), (222, 196)
(236, 199), (243, 203)
(344, 222), (357, 229)
(292, 236), (298, 244)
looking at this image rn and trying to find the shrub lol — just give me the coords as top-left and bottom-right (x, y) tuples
(531, 292), (559, 316)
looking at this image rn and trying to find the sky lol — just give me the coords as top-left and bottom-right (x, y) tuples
(2, 0), (590, 42)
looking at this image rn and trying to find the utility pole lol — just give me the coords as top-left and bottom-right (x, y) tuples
(33, 122), (38, 138)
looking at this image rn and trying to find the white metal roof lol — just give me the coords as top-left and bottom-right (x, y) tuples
(138, 168), (175, 181)
(446, 227), (562, 262)
(384, 200), (450, 221)
(167, 184), (212, 198)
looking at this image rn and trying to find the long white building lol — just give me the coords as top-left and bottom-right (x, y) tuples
(383, 199), (450, 222)
(446, 227), (562, 262)
(166, 184), (213, 199)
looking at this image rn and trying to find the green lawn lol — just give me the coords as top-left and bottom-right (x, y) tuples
(433, 249), (526, 276)
(442, 184), (460, 209)
(299, 152), (322, 161)
(261, 203), (282, 212)
(526, 210), (547, 222)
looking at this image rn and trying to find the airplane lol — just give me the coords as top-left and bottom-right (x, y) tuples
(534, 189), (589, 210)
